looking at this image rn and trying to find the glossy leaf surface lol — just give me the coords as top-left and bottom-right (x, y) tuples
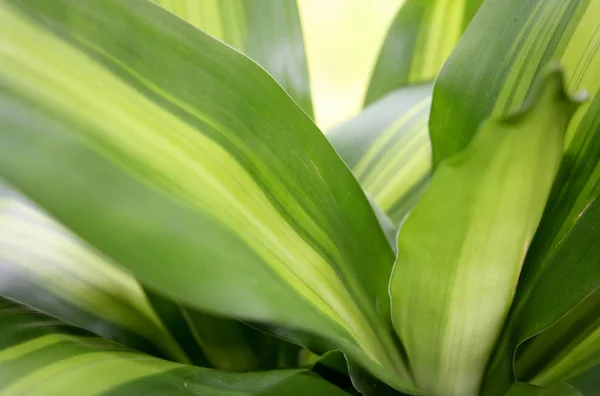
(0, 0), (413, 391)
(154, 0), (313, 117)
(390, 71), (580, 396)
(430, 1), (600, 393)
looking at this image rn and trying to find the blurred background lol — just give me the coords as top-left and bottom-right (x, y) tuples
(298, 0), (404, 131)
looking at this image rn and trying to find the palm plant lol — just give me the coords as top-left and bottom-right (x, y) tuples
(1, 0), (599, 395)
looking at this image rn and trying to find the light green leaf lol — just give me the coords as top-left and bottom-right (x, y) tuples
(364, 0), (483, 105)
(504, 382), (581, 396)
(327, 83), (432, 225)
(154, 0), (313, 117)
(0, 296), (350, 396)
(0, 182), (186, 363)
(0, 0), (414, 392)
(390, 70), (581, 396)
(429, 1), (600, 393)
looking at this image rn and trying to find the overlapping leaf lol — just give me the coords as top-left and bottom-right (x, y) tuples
(0, 296), (349, 395)
(0, 0), (414, 392)
(364, 0), (483, 105)
(428, 1), (600, 393)
(390, 70), (581, 396)
(328, 83), (432, 225)
(154, 0), (313, 117)
(0, 182), (186, 362)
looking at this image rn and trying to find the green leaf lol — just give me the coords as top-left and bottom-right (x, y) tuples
(364, 0), (483, 105)
(0, 182), (186, 363)
(144, 287), (302, 371)
(389, 70), (581, 396)
(430, 1), (600, 393)
(0, 296), (350, 395)
(516, 285), (600, 386)
(327, 83), (432, 225)
(0, 0), (414, 392)
(481, 195), (600, 391)
(182, 307), (302, 371)
(504, 382), (581, 396)
(567, 362), (600, 395)
(154, 0), (313, 117)
(430, 0), (600, 167)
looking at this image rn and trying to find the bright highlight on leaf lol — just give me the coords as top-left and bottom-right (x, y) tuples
(390, 69), (582, 396)
(0, 0), (599, 395)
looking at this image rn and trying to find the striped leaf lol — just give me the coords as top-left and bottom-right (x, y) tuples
(429, 1), (600, 393)
(0, 182), (186, 363)
(327, 83), (432, 225)
(504, 382), (581, 396)
(154, 0), (313, 117)
(0, 296), (350, 395)
(488, 196), (600, 392)
(364, 0), (483, 105)
(390, 70), (581, 396)
(0, 0), (414, 392)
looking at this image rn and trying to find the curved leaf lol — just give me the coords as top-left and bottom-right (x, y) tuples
(364, 0), (483, 105)
(429, 1), (600, 393)
(0, 0), (414, 392)
(143, 287), (302, 371)
(328, 83), (432, 225)
(0, 182), (185, 362)
(517, 286), (600, 387)
(154, 0), (313, 117)
(0, 296), (350, 395)
(499, 196), (600, 388)
(504, 382), (581, 396)
(430, 0), (600, 166)
(390, 70), (581, 396)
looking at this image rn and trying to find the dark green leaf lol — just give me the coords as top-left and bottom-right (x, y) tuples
(154, 0), (313, 117)
(504, 382), (581, 396)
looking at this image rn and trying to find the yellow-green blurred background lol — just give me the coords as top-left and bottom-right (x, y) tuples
(298, 0), (404, 131)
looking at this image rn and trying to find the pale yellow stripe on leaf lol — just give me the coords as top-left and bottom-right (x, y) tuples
(217, 0), (247, 50)
(353, 98), (431, 178)
(409, 0), (465, 82)
(0, 334), (74, 364)
(493, 1), (572, 116)
(560, 0), (600, 95)
(0, 4), (386, 365)
(2, 351), (179, 396)
(371, 135), (431, 212)
(560, 1), (600, 147)
(0, 199), (183, 359)
(360, 119), (429, 193)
